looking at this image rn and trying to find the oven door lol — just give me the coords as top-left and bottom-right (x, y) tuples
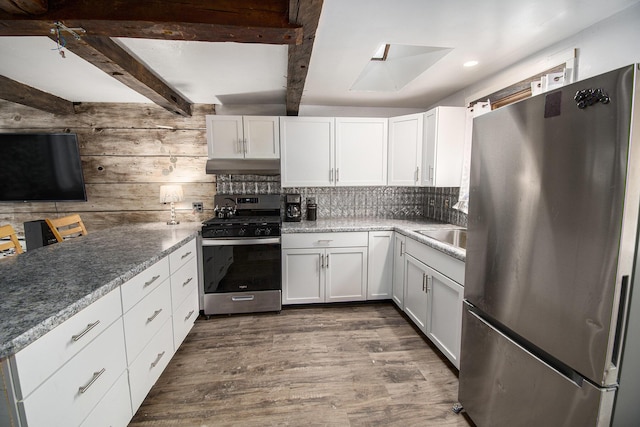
(201, 237), (281, 315)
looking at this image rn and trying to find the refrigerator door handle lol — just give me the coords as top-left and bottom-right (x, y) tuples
(611, 275), (631, 370)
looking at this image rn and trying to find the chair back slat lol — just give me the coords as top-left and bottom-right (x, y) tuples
(0, 224), (24, 254)
(45, 214), (88, 243)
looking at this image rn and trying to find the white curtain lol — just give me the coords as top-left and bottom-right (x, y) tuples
(453, 101), (490, 214)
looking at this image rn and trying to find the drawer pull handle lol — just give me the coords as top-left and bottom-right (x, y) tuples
(147, 308), (163, 323)
(71, 320), (100, 342)
(317, 239), (333, 244)
(231, 295), (255, 302)
(78, 368), (106, 394)
(144, 275), (161, 288)
(185, 310), (195, 321)
(181, 251), (192, 260)
(182, 277), (193, 287)
(151, 351), (166, 369)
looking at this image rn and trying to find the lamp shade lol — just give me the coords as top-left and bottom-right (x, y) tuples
(159, 185), (184, 203)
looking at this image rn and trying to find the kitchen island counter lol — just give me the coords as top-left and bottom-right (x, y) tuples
(0, 222), (200, 359)
(282, 217), (465, 261)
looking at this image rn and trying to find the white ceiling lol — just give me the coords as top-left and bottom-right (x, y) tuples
(0, 0), (638, 111)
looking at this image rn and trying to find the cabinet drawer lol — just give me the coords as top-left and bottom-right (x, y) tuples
(80, 370), (132, 427)
(128, 318), (174, 412)
(169, 238), (197, 273)
(406, 238), (465, 285)
(121, 257), (170, 313)
(123, 280), (172, 363)
(282, 232), (368, 249)
(173, 288), (199, 350)
(18, 318), (127, 427)
(12, 288), (122, 399)
(170, 256), (198, 310)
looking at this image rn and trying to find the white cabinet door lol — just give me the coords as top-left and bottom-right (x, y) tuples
(280, 117), (334, 187)
(207, 115), (279, 159)
(392, 233), (406, 308)
(404, 254), (429, 333)
(367, 231), (393, 300)
(421, 107), (466, 187)
(388, 113), (423, 186)
(206, 115), (244, 159)
(335, 117), (388, 186)
(325, 247), (368, 302)
(426, 265), (464, 368)
(242, 116), (280, 159)
(282, 248), (325, 304)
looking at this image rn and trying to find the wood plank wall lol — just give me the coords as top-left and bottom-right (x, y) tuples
(0, 100), (217, 237)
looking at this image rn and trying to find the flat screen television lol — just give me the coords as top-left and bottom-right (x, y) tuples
(0, 133), (87, 202)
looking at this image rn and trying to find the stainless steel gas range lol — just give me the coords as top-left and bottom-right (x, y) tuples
(200, 194), (281, 315)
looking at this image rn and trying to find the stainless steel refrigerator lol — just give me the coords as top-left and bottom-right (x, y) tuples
(458, 64), (640, 426)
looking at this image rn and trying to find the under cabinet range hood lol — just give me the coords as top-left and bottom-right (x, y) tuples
(205, 159), (281, 175)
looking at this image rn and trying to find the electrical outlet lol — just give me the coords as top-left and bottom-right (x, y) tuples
(192, 202), (203, 213)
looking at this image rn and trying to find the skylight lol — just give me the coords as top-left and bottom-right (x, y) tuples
(352, 44), (453, 92)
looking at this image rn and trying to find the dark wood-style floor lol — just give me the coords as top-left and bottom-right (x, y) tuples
(129, 302), (473, 426)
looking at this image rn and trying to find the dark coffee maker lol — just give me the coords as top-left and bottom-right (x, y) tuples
(285, 194), (302, 222)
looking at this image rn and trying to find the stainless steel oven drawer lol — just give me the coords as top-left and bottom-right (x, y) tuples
(203, 290), (281, 315)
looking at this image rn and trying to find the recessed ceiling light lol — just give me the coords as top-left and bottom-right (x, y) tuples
(463, 60), (479, 67)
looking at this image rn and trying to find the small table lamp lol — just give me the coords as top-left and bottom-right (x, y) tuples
(160, 185), (184, 225)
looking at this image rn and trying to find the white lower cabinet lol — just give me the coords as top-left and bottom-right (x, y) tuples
(18, 318), (127, 427)
(367, 231), (394, 300)
(325, 247), (368, 302)
(404, 254), (430, 332)
(392, 233), (406, 308)
(396, 233), (465, 368)
(123, 279), (172, 363)
(173, 288), (199, 349)
(169, 244), (199, 350)
(282, 232), (368, 304)
(80, 371), (132, 427)
(128, 317), (175, 411)
(282, 248), (325, 303)
(425, 266), (463, 368)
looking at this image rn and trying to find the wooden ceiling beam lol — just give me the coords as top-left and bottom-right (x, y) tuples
(54, 34), (192, 116)
(0, 0), (47, 15)
(0, 74), (75, 114)
(286, 0), (323, 116)
(0, 0), (302, 44)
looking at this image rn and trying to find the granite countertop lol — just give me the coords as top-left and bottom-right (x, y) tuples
(0, 222), (201, 359)
(282, 217), (466, 261)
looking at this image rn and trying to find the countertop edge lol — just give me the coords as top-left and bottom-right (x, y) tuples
(281, 219), (466, 262)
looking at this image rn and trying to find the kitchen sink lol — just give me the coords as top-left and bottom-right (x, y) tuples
(415, 229), (467, 250)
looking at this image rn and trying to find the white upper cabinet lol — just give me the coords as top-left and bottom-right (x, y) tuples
(387, 113), (423, 186)
(206, 115), (280, 159)
(421, 106), (466, 187)
(280, 116), (335, 187)
(281, 116), (388, 187)
(335, 118), (388, 186)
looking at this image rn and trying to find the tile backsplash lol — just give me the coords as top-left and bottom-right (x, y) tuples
(216, 175), (467, 227)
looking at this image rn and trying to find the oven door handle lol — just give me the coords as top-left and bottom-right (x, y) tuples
(201, 237), (281, 246)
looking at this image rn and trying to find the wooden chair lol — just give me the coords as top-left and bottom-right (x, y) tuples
(0, 224), (24, 254)
(45, 214), (88, 243)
